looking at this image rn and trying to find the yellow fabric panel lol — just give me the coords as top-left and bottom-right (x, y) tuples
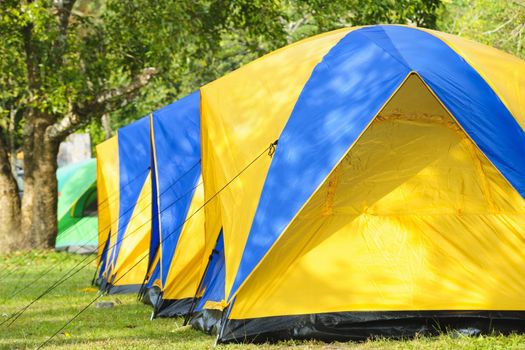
(203, 300), (228, 311)
(200, 27), (354, 298)
(424, 28), (525, 130)
(230, 75), (525, 319)
(199, 129), (223, 279)
(112, 172), (151, 286)
(95, 136), (119, 267)
(163, 179), (206, 300)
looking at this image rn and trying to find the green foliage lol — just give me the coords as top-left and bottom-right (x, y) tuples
(95, 0), (443, 142)
(289, 0), (442, 36)
(10, 0), (524, 153)
(0, 0), (292, 149)
(0, 0), (444, 150)
(439, 0), (525, 59)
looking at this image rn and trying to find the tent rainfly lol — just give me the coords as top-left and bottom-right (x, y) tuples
(193, 24), (525, 343)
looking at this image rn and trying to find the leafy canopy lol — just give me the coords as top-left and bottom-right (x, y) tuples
(0, 0), (443, 149)
(439, 0), (525, 59)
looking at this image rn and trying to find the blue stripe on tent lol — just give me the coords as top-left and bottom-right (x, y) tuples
(196, 231), (225, 311)
(229, 27), (411, 297)
(230, 25), (525, 298)
(112, 116), (151, 269)
(150, 91), (201, 287)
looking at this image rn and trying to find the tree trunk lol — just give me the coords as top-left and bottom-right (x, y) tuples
(0, 133), (22, 253)
(31, 136), (59, 248)
(9, 109), (18, 178)
(21, 114), (36, 245)
(21, 112), (59, 249)
(101, 113), (113, 140)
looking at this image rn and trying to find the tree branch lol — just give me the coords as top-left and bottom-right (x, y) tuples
(54, 0), (77, 34)
(0, 124), (19, 194)
(483, 14), (517, 35)
(8, 108), (19, 176)
(94, 67), (158, 106)
(513, 0), (525, 8)
(22, 21), (39, 92)
(51, 0), (78, 69)
(46, 67), (158, 141)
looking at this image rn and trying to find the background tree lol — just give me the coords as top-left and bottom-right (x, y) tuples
(0, 0), (286, 252)
(439, 0), (525, 59)
(0, 0), (443, 253)
(96, 0), (444, 135)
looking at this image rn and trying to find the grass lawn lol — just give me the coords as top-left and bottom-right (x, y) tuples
(1, 251), (525, 349)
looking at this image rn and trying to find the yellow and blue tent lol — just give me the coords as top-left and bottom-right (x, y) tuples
(144, 92), (207, 317)
(195, 25), (525, 342)
(97, 116), (152, 294)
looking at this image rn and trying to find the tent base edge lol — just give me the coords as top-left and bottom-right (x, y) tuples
(218, 310), (525, 344)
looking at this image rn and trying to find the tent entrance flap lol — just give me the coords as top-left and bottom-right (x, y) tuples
(222, 74), (525, 340)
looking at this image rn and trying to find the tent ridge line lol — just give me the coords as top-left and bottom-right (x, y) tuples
(352, 26), (412, 71)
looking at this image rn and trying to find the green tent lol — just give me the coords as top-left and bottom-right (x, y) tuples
(56, 158), (98, 253)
